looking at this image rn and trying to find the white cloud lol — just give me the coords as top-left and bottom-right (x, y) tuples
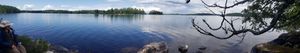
(21, 4), (35, 10)
(42, 5), (55, 10)
(60, 5), (70, 8)
(133, 0), (248, 13)
(132, 0), (194, 14)
(188, 0), (248, 13)
(18, 0), (248, 14)
(131, 6), (161, 13)
(131, 0), (160, 3)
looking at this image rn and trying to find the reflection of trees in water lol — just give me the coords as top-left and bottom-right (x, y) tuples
(101, 14), (144, 23)
(94, 14), (99, 18)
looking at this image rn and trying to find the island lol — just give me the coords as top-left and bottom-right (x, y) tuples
(149, 10), (163, 15)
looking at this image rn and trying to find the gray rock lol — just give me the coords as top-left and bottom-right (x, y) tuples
(138, 42), (168, 53)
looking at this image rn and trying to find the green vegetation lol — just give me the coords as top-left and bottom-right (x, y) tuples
(149, 10), (163, 15)
(186, 0), (300, 38)
(0, 5), (20, 13)
(18, 35), (50, 53)
(22, 10), (105, 14)
(105, 8), (145, 14)
(225, 13), (243, 16)
(242, 0), (300, 31)
(22, 8), (146, 14)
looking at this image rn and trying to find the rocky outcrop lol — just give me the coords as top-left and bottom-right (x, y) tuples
(138, 42), (168, 53)
(252, 32), (300, 53)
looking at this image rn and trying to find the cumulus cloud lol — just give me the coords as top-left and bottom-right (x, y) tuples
(132, 0), (248, 13)
(21, 4), (35, 10)
(132, 0), (194, 14)
(39, 5), (96, 11)
(18, 0), (248, 14)
(42, 5), (55, 10)
(131, 6), (161, 13)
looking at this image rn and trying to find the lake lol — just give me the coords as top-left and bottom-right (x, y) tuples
(0, 13), (283, 53)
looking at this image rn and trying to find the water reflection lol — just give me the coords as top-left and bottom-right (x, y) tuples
(103, 14), (144, 24)
(0, 13), (283, 53)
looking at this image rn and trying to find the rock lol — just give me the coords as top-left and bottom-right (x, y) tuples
(198, 47), (206, 50)
(138, 42), (168, 53)
(252, 43), (300, 53)
(45, 51), (54, 53)
(196, 47), (206, 53)
(49, 45), (78, 53)
(178, 45), (189, 53)
(251, 32), (300, 53)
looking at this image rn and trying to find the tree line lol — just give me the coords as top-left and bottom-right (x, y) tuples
(22, 8), (147, 14)
(0, 4), (150, 14)
(0, 4), (166, 15)
(0, 5), (20, 13)
(21, 8), (166, 14)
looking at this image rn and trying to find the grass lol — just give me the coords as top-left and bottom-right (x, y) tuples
(17, 35), (50, 53)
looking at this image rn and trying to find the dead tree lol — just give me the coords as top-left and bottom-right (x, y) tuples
(186, 0), (297, 39)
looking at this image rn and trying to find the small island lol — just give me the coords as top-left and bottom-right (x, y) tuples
(149, 10), (163, 15)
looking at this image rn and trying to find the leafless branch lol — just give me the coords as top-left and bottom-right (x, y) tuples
(202, 19), (225, 30)
(192, 19), (235, 39)
(190, 0), (292, 39)
(200, 0), (250, 9)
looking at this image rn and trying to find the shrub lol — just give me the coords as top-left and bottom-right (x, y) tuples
(17, 35), (50, 53)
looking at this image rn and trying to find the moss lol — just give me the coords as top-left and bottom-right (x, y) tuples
(253, 43), (300, 53)
(17, 35), (50, 53)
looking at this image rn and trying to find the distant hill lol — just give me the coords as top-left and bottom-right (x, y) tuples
(188, 13), (216, 15)
(0, 5), (20, 13)
(179, 13), (243, 16)
(21, 10), (105, 14)
(225, 13), (244, 16)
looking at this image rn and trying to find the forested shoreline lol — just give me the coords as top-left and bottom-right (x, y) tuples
(0, 4), (146, 14)
(0, 4), (245, 16)
(0, 5), (20, 13)
(22, 8), (146, 14)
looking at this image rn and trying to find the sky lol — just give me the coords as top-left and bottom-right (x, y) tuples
(0, 0), (249, 14)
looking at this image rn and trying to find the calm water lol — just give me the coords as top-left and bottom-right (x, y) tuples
(0, 13), (283, 53)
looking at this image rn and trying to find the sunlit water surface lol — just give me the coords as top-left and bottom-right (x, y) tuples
(0, 13), (283, 53)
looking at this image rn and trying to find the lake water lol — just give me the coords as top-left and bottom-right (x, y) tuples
(0, 13), (283, 53)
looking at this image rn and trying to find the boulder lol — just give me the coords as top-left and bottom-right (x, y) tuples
(138, 42), (168, 53)
(252, 32), (300, 53)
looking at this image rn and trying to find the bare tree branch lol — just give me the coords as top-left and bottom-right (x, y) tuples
(189, 0), (294, 39)
(192, 19), (235, 39)
(200, 0), (250, 9)
(202, 19), (225, 30)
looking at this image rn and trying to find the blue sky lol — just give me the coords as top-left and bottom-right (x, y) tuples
(0, 0), (247, 14)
